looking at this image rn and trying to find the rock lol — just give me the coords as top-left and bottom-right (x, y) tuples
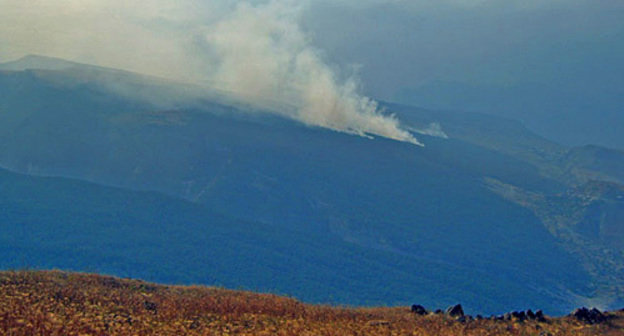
(475, 314), (483, 320)
(535, 310), (546, 322)
(511, 311), (526, 321)
(189, 319), (200, 330)
(590, 308), (607, 323)
(571, 307), (606, 325)
(571, 307), (588, 319)
(434, 309), (443, 314)
(446, 304), (464, 318)
(519, 311), (527, 321)
(411, 304), (427, 315)
(504, 312), (512, 321)
(143, 301), (157, 312)
(526, 309), (536, 320)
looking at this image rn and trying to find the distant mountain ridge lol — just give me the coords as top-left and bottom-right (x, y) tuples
(0, 55), (622, 314)
(0, 54), (83, 71)
(0, 55), (251, 113)
(399, 80), (624, 150)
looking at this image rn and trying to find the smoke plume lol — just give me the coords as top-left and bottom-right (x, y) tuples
(0, 0), (421, 145)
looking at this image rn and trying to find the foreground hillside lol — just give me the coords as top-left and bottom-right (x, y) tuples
(1, 271), (623, 336)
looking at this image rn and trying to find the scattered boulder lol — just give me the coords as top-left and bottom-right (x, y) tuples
(414, 304), (551, 324)
(446, 304), (464, 318)
(490, 309), (547, 322)
(411, 304), (427, 315)
(571, 307), (606, 325)
(189, 319), (200, 330)
(143, 301), (157, 312)
(511, 311), (526, 321)
(535, 310), (546, 322)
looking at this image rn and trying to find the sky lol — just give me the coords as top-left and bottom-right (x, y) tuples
(303, 0), (624, 148)
(1, 0), (623, 148)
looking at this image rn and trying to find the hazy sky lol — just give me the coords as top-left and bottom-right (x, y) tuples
(304, 0), (624, 96)
(1, 0), (623, 147)
(3, 0), (622, 87)
(303, 0), (624, 148)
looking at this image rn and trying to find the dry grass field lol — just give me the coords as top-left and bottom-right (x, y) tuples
(0, 270), (622, 336)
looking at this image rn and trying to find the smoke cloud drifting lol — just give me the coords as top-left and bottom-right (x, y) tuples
(0, 0), (421, 145)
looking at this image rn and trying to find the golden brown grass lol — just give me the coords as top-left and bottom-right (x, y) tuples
(0, 270), (622, 335)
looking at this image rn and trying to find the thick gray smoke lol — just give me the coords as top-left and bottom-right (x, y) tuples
(0, 0), (421, 145)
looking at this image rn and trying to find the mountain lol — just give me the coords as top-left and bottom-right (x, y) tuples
(0, 55), (622, 314)
(0, 161), (583, 315)
(387, 102), (624, 186)
(0, 55), (81, 71)
(562, 145), (624, 185)
(2, 165), (492, 309)
(394, 80), (624, 150)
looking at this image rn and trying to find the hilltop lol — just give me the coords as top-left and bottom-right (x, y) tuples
(1, 271), (623, 336)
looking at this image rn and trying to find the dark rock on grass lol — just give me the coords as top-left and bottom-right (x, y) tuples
(526, 309), (536, 320)
(446, 304), (464, 318)
(411, 304), (427, 315)
(571, 307), (606, 325)
(189, 319), (201, 330)
(144, 301), (157, 312)
(511, 311), (526, 321)
(434, 309), (443, 314)
(535, 310), (547, 322)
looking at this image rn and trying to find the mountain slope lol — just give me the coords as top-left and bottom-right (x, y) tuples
(0, 163), (593, 315)
(0, 56), (621, 314)
(388, 102), (624, 187)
